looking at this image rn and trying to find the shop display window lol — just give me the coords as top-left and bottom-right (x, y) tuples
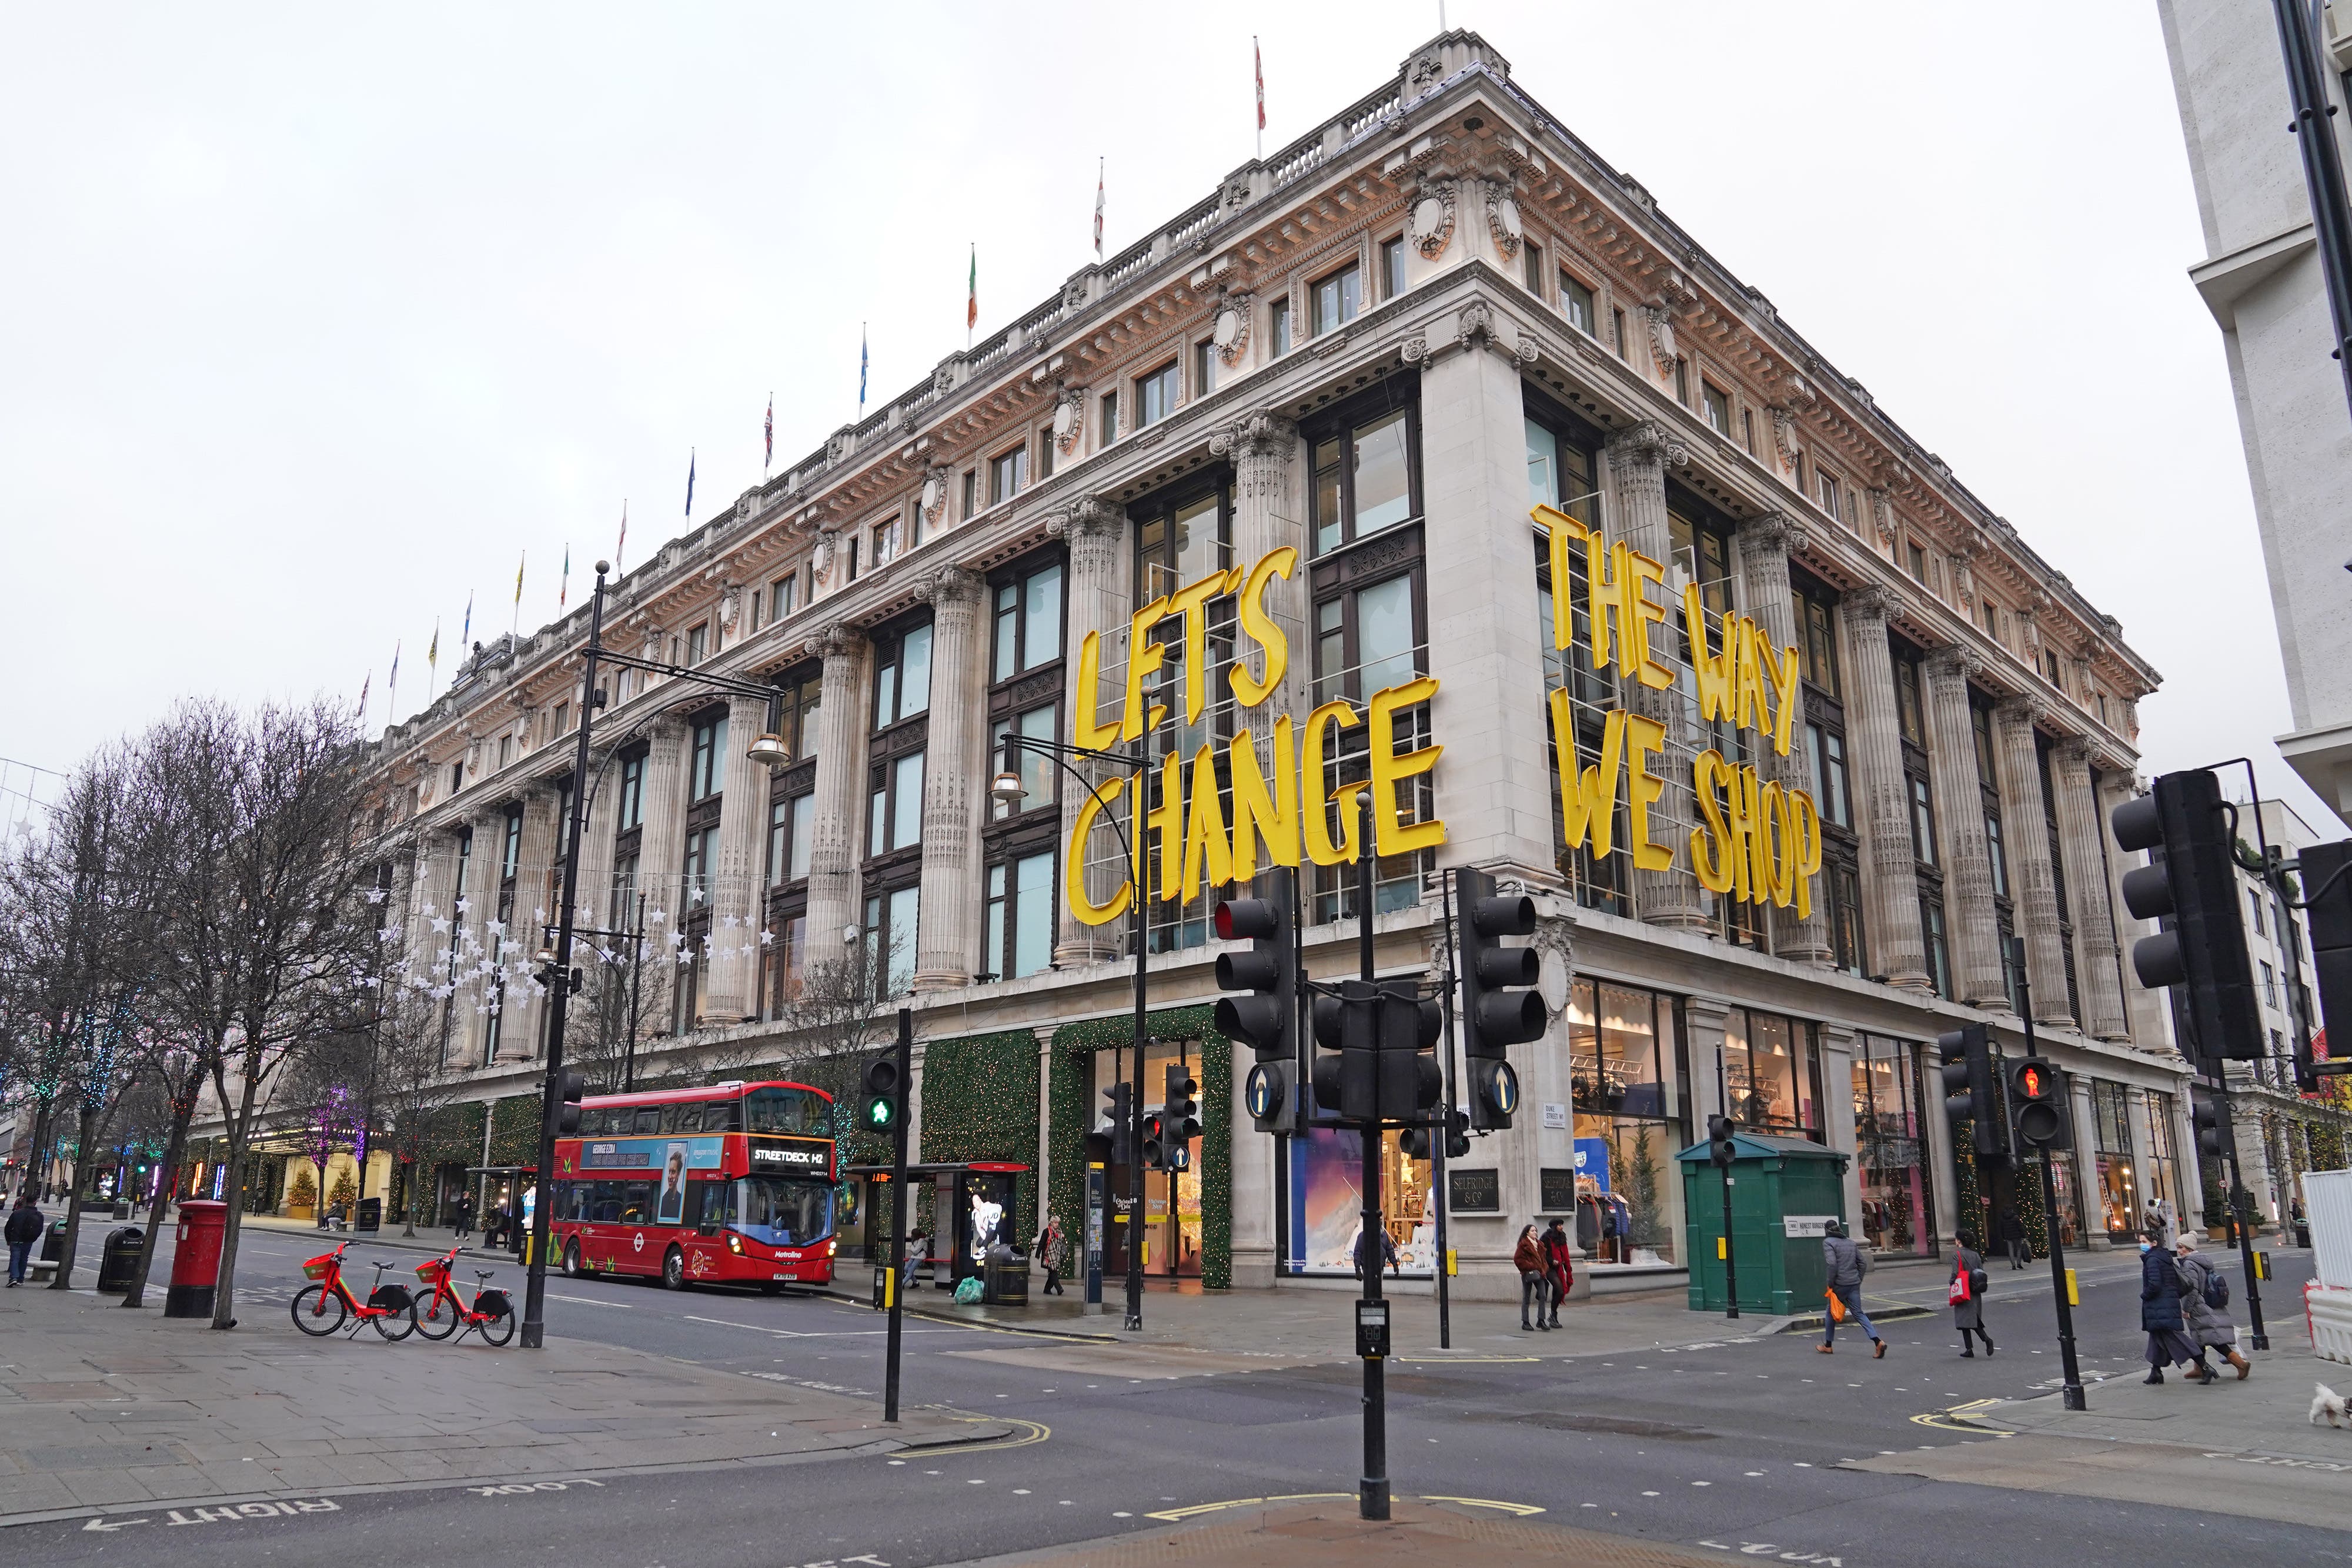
(1565, 978), (1686, 1266)
(1851, 1035), (1935, 1256)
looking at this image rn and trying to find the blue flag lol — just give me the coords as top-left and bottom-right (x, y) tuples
(684, 448), (696, 518)
(858, 325), (868, 417)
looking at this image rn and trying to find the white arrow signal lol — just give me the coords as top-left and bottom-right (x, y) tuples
(83, 1516), (150, 1532)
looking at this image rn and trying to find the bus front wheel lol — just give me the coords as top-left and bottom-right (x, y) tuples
(561, 1240), (583, 1279)
(660, 1246), (686, 1291)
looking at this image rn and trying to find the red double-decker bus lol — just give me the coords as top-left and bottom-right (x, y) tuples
(550, 1080), (839, 1292)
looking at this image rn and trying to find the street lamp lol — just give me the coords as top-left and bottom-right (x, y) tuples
(995, 727), (1154, 1332)
(520, 560), (803, 1352)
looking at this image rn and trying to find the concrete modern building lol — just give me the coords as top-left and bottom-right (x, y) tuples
(329, 32), (2191, 1296)
(2159, 1), (2352, 828)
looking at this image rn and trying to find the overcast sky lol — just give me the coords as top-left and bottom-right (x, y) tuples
(1, 3), (2330, 830)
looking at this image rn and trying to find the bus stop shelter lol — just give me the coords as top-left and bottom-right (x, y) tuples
(463, 1165), (539, 1259)
(843, 1161), (1030, 1291)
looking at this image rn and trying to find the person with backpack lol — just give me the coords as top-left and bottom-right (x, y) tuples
(1819, 1219), (1885, 1356)
(1514, 1224), (1546, 1331)
(2173, 1237), (2249, 1378)
(2140, 1222), (2217, 1383)
(1949, 1228), (1994, 1357)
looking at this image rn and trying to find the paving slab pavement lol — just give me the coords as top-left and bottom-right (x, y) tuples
(0, 1280), (1005, 1527)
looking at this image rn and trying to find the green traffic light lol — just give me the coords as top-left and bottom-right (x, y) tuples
(866, 1097), (896, 1129)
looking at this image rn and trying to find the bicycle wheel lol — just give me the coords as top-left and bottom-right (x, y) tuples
(291, 1282), (348, 1337)
(412, 1286), (462, 1341)
(476, 1299), (516, 1348)
(369, 1290), (417, 1342)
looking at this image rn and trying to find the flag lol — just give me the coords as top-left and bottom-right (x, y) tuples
(514, 551), (525, 607)
(684, 449), (696, 518)
(1255, 37), (1265, 133)
(858, 326), (868, 416)
(967, 245), (977, 332)
(427, 620), (439, 670)
(764, 394), (773, 470)
(1094, 159), (1105, 259)
(616, 501), (628, 571)
(358, 671), (370, 721)
(460, 591), (472, 647)
(387, 638), (401, 713)
(559, 545), (570, 610)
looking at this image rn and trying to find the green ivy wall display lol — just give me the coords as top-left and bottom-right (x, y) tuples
(916, 1030), (1043, 1249)
(488, 1095), (541, 1167)
(1047, 1007), (1234, 1290)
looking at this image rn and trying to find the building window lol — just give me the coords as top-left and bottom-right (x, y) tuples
(497, 735), (513, 771)
(991, 559), (1064, 681)
(1909, 775), (1937, 865)
(1382, 235), (1408, 300)
(983, 850), (1055, 982)
(1893, 653), (1925, 745)
(1309, 406), (1416, 555)
(1268, 297), (1292, 356)
(862, 884), (919, 998)
(1741, 406), (1756, 454)
(767, 792), (814, 885)
(689, 714), (727, 802)
(1309, 545), (1431, 924)
(989, 705), (1057, 821)
(1985, 811), (2008, 898)
(1194, 338), (1218, 400)
(961, 469), (978, 519)
(1311, 263), (1361, 336)
(1818, 472), (1841, 521)
(990, 445), (1029, 505)
(1133, 362), (1177, 429)
(1098, 390), (1120, 444)
(681, 623), (707, 666)
(683, 823), (720, 908)
(1701, 382), (1730, 436)
(844, 535), (860, 583)
(768, 571), (800, 626)
(1611, 305), (1627, 357)
(1564, 977), (1688, 1263)
(872, 623), (934, 728)
(1922, 897), (1951, 998)
(2260, 958), (2277, 1007)
(1672, 356), (1690, 406)
(617, 752), (646, 832)
(1906, 540), (1928, 582)
(1723, 1009), (1824, 1141)
(1808, 723), (1853, 830)
(1852, 1036), (1936, 1256)
(1972, 704), (1999, 788)
(1559, 271), (1596, 335)
(1796, 586), (1840, 697)
(552, 701), (569, 740)
(866, 749), (924, 857)
(871, 512), (902, 568)
(1829, 864), (1866, 975)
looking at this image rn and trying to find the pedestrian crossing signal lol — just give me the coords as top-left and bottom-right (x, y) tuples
(862, 1055), (903, 1133)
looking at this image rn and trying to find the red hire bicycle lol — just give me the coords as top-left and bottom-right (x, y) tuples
(291, 1241), (418, 1340)
(410, 1245), (516, 1347)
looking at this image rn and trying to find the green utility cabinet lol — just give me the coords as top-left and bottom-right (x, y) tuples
(1678, 1133), (1850, 1314)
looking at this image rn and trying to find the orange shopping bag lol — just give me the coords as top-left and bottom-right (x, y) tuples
(1825, 1288), (1847, 1323)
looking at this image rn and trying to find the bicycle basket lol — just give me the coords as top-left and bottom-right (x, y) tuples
(415, 1259), (446, 1281)
(301, 1259), (332, 1280)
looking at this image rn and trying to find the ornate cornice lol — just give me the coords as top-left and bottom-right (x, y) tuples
(924, 563), (981, 609)
(1922, 644), (1979, 683)
(1208, 409), (1298, 461)
(816, 620), (861, 661)
(1605, 420), (1689, 472)
(1742, 510), (1803, 559)
(1842, 583), (1897, 628)
(1994, 694), (2043, 730)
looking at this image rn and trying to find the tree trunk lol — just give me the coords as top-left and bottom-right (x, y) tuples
(400, 1158), (418, 1237)
(119, 1106), (193, 1309)
(211, 1072), (264, 1330)
(47, 1104), (98, 1290)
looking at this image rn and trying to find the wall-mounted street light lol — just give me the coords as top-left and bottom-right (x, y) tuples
(988, 770), (1027, 808)
(746, 731), (792, 769)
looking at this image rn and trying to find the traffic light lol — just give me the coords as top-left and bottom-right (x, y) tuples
(1163, 1062), (1200, 1172)
(2301, 838), (2352, 1088)
(2112, 770), (2263, 1061)
(1706, 1113), (1737, 1168)
(1140, 1111), (1169, 1170)
(1100, 1081), (1132, 1157)
(553, 1070), (589, 1136)
(861, 1054), (903, 1134)
(2191, 1084), (2234, 1162)
(1311, 980), (1379, 1122)
(2006, 1057), (2072, 1151)
(1214, 873), (1297, 1134)
(1937, 1025), (2007, 1164)
(1456, 867), (1543, 1131)
(1402, 1109), (1472, 1162)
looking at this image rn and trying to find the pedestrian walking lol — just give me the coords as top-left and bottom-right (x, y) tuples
(1514, 1223), (1546, 1330)
(1034, 1213), (1065, 1296)
(2140, 1223), (2217, 1383)
(451, 1192), (473, 1241)
(1995, 1208), (2027, 1270)
(1819, 1219), (1885, 1357)
(2173, 1238), (2250, 1379)
(1539, 1216), (1575, 1328)
(5, 1193), (44, 1286)
(1353, 1223), (1400, 1281)
(1950, 1229), (1994, 1357)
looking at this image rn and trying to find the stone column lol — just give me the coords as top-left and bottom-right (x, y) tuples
(1839, 586), (1930, 991)
(1212, 412), (1311, 896)
(636, 716), (691, 971)
(1816, 1022), (1866, 1232)
(1922, 647), (2005, 1008)
(700, 696), (773, 1022)
(1054, 498), (1132, 967)
(570, 747), (617, 934)
(2051, 740), (2130, 1041)
(1738, 513), (1832, 963)
(409, 829), (462, 983)
(1682, 995), (1732, 1133)
(915, 566), (984, 991)
(806, 623), (871, 962)
(1993, 698), (2073, 1027)
(508, 787), (561, 1058)
(1602, 420), (1707, 927)
(453, 807), (506, 1066)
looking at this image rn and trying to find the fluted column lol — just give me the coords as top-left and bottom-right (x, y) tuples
(1922, 647), (2005, 1008)
(700, 696), (772, 1022)
(1840, 586), (1930, 991)
(1604, 421), (1707, 928)
(915, 567), (984, 991)
(570, 747), (616, 933)
(2052, 738), (2130, 1041)
(806, 623), (871, 964)
(636, 716), (691, 955)
(1738, 513), (1832, 964)
(1054, 499), (1131, 967)
(453, 807), (506, 1065)
(509, 787), (560, 1057)
(409, 829), (462, 985)
(1993, 698), (2073, 1027)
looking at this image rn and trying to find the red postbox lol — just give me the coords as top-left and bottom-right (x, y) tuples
(165, 1200), (229, 1318)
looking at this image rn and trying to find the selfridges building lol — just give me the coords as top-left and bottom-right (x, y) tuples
(357, 31), (2196, 1301)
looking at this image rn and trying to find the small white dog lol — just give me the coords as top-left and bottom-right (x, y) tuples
(2311, 1383), (2347, 1429)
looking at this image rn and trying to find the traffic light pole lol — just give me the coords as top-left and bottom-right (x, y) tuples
(1434, 872), (1459, 1352)
(883, 1007), (911, 1422)
(1719, 1164), (1739, 1322)
(2211, 1066), (2270, 1350)
(1354, 791), (1389, 1523)
(2016, 961), (2087, 1411)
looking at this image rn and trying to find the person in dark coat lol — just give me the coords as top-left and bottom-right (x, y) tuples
(1819, 1221), (1885, 1356)
(1539, 1218), (1575, 1328)
(1995, 1208), (2027, 1270)
(5, 1195), (44, 1286)
(2173, 1238), (2250, 1378)
(1950, 1229), (1994, 1356)
(450, 1192), (473, 1241)
(2140, 1224), (2216, 1383)
(1514, 1225), (1546, 1330)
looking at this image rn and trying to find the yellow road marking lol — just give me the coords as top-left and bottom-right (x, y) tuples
(1395, 1355), (1542, 1364)
(923, 1413), (1051, 1453)
(1910, 1398), (2014, 1435)
(1422, 1495), (1547, 1516)
(1144, 1493), (1353, 1521)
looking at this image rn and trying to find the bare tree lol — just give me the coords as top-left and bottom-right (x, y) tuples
(368, 979), (459, 1236)
(559, 927), (673, 1095)
(743, 928), (913, 1149)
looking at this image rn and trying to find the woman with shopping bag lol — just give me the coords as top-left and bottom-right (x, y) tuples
(1949, 1228), (1994, 1357)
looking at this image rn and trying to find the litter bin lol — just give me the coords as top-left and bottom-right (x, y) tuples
(166, 1200), (228, 1318)
(355, 1197), (382, 1233)
(983, 1249), (1029, 1307)
(42, 1218), (66, 1263)
(95, 1226), (145, 1294)
(2295, 1217), (2312, 1249)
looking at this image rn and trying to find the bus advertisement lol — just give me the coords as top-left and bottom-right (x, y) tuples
(550, 1080), (839, 1292)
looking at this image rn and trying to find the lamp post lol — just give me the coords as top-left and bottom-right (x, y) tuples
(519, 563), (795, 1350)
(992, 730), (1152, 1332)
